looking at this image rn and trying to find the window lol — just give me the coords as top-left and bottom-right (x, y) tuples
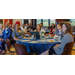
(28, 19), (31, 23)
(37, 19), (56, 26)
(50, 19), (55, 25)
(37, 19), (41, 24)
(43, 19), (48, 26)
(70, 19), (75, 26)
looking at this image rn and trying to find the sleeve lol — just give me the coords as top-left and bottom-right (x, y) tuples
(58, 34), (72, 50)
(54, 30), (57, 34)
(21, 31), (25, 36)
(27, 27), (29, 29)
(12, 30), (16, 38)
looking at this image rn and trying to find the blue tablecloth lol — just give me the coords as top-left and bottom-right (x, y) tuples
(18, 38), (61, 55)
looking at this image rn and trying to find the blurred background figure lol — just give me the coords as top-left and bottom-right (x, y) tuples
(25, 23), (28, 29)
(40, 23), (45, 30)
(9, 24), (12, 29)
(12, 24), (15, 31)
(0, 24), (4, 34)
(50, 23), (56, 34)
(35, 24), (41, 33)
(54, 24), (63, 36)
(21, 24), (27, 33)
(27, 23), (33, 32)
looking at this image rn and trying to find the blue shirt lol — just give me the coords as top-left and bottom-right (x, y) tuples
(1, 28), (12, 39)
(54, 29), (63, 36)
(12, 30), (25, 39)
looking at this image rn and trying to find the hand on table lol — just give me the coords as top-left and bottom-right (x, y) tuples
(55, 44), (61, 47)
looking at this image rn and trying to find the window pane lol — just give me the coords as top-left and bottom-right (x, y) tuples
(50, 19), (55, 25)
(43, 19), (48, 26)
(70, 19), (75, 26)
(28, 19), (30, 23)
(37, 19), (41, 24)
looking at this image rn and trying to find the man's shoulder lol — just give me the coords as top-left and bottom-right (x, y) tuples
(8, 28), (12, 31)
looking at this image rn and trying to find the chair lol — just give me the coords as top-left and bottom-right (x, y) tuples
(14, 43), (28, 55)
(5, 39), (16, 55)
(72, 36), (75, 50)
(61, 42), (74, 55)
(42, 42), (74, 55)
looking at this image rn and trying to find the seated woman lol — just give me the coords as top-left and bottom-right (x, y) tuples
(49, 23), (74, 55)
(54, 24), (63, 37)
(35, 24), (41, 33)
(12, 23), (26, 42)
(50, 24), (55, 34)
(0, 23), (12, 54)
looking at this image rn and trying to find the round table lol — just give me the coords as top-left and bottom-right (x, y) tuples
(18, 38), (61, 55)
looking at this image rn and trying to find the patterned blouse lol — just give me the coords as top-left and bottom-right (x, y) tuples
(12, 30), (25, 39)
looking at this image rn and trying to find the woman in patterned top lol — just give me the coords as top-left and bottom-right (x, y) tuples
(12, 24), (26, 41)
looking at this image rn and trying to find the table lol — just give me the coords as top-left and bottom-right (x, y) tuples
(18, 38), (61, 55)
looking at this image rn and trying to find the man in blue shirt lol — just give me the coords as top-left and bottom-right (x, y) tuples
(0, 23), (12, 54)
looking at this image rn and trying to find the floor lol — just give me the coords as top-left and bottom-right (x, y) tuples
(0, 43), (75, 55)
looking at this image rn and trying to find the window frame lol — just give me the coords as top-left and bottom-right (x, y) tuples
(37, 19), (50, 27)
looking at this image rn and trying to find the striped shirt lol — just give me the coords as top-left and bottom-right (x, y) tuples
(12, 30), (25, 39)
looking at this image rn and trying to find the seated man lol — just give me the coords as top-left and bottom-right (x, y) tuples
(27, 23), (33, 32)
(21, 24), (27, 33)
(25, 23), (28, 29)
(12, 23), (26, 42)
(0, 23), (12, 54)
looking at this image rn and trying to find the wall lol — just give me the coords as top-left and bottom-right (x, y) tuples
(13, 19), (32, 25)
(56, 19), (65, 23)
(13, 19), (22, 26)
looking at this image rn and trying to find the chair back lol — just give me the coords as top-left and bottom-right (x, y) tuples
(61, 42), (74, 55)
(14, 43), (28, 55)
(5, 39), (12, 51)
(74, 36), (75, 43)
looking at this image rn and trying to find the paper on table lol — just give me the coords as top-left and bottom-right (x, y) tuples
(20, 40), (30, 42)
(29, 41), (38, 43)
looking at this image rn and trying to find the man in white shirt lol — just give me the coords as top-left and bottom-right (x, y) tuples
(21, 24), (27, 33)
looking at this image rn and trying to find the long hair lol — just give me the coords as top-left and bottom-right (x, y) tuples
(63, 22), (73, 36)
(37, 24), (41, 31)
